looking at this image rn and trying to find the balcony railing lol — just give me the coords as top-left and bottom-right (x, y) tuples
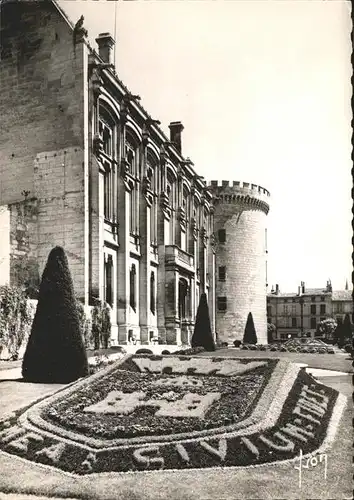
(165, 245), (194, 271)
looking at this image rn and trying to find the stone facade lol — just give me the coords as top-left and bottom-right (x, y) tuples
(267, 282), (353, 340)
(208, 181), (270, 344)
(0, 0), (217, 346)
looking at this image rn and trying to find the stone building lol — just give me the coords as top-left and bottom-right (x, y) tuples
(267, 281), (353, 340)
(0, 0), (216, 346)
(208, 181), (270, 344)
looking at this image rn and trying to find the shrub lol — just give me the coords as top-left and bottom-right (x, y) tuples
(161, 349), (170, 355)
(270, 346), (278, 351)
(243, 312), (257, 344)
(287, 347), (296, 353)
(259, 345), (267, 351)
(191, 293), (215, 351)
(241, 344), (249, 350)
(22, 246), (89, 383)
(344, 344), (352, 354)
(249, 344), (257, 350)
(91, 300), (111, 350)
(300, 347), (309, 353)
(233, 340), (242, 348)
(0, 285), (34, 360)
(76, 300), (92, 348)
(326, 347), (335, 354)
(318, 348), (327, 354)
(135, 348), (153, 355)
(279, 346), (287, 352)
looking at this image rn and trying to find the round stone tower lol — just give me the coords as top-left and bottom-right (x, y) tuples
(208, 180), (270, 344)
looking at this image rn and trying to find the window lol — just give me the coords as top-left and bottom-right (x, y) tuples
(218, 266), (226, 281)
(178, 279), (188, 320)
(310, 304), (316, 315)
(292, 317), (297, 327)
(129, 264), (136, 311)
(103, 161), (113, 220)
(310, 317), (317, 329)
(99, 116), (115, 222)
(104, 254), (113, 307)
(218, 229), (226, 243)
(320, 304), (326, 315)
(292, 298), (296, 303)
(320, 316), (325, 322)
(336, 316), (343, 325)
(125, 142), (136, 176)
(311, 296), (316, 302)
(284, 298), (288, 303)
(337, 302), (343, 313)
(267, 305), (272, 317)
(320, 295), (325, 302)
(291, 305), (296, 314)
(150, 272), (156, 315)
(217, 297), (227, 311)
(284, 305), (288, 314)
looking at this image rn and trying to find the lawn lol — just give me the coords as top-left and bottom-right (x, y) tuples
(200, 348), (352, 373)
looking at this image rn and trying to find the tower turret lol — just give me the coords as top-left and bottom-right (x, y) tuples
(208, 180), (270, 344)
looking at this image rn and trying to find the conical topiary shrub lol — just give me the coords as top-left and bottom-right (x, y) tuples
(22, 246), (89, 383)
(243, 312), (258, 344)
(191, 293), (216, 351)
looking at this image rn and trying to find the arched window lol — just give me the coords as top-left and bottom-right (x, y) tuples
(129, 264), (136, 311)
(178, 278), (188, 320)
(147, 150), (158, 246)
(99, 108), (116, 222)
(150, 271), (156, 315)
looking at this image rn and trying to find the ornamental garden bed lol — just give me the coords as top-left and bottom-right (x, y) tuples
(0, 354), (346, 477)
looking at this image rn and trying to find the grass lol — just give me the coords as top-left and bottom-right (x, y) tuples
(198, 348), (353, 373)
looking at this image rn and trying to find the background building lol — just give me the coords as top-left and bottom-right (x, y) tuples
(267, 281), (353, 340)
(208, 181), (270, 344)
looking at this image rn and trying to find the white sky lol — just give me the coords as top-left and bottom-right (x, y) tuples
(60, 0), (352, 293)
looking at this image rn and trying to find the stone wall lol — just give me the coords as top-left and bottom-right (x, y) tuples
(0, 0), (88, 300)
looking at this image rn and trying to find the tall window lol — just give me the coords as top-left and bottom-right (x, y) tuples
(125, 141), (136, 176)
(310, 304), (316, 315)
(320, 304), (326, 315)
(104, 255), (113, 307)
(292, 317), (297, 327)
(150, 271), (156, 315)
(129, 264), (136, 311)
(178, 279), (188, 320)
(310, 317), (316, 329)
(99, 117), (114, 222)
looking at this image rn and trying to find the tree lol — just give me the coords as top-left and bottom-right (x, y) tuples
(316, 318), (337, 342)
(22, 246), (89, 383)
(336, 313), (353, 348)
(243, 312), (258, 344)
(191, 293), (216, 351)
(267, 323), (276, 344)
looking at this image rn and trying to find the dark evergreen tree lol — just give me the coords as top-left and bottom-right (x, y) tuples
(191, 293), (216, 351)
(243, 312), (258, 344)
(338, 313), (353, 348)
(22, 246), (89, 383)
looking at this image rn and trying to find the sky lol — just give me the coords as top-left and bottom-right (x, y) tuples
(60, 0), (352, 293)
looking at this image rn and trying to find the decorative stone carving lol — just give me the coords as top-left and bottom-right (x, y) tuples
(92, 134), (103, 158)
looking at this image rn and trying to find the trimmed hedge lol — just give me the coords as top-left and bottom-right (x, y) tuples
(22, 246), (88, 383)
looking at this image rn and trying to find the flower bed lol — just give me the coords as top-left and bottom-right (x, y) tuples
(0, 354), (345, 476)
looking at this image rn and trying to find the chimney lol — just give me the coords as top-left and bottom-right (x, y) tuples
(169, 121), (184, 154)
(275, 284), (279, 295)
(298, 286), (301, 296)
(301, 281), (305, 294)
(96, 33), (115, 65)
